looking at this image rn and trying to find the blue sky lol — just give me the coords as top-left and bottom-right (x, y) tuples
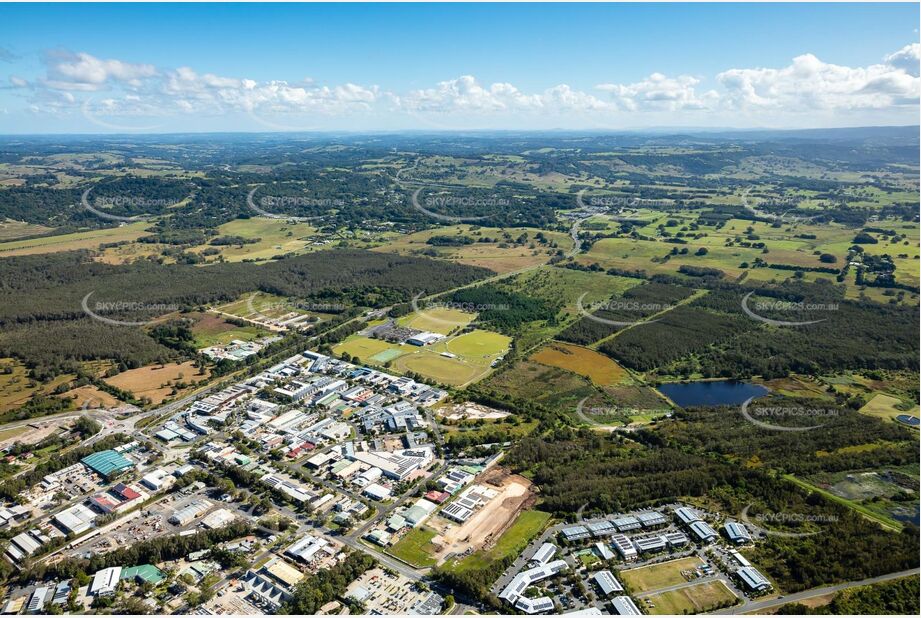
(1, 3), (918, 133)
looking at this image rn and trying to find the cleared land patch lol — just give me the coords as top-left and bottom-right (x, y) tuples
(621, 556), (705, 593)
(530, 342), (630, 386)
(103, 360), (208, 405)
(388, 527), (439, 568)
(430, 468), (540, 568)
(0, 222), (150, 257)
(644, 580), (739, 614)
(859, 393), (918, 426)
(398, 307), (475, 335)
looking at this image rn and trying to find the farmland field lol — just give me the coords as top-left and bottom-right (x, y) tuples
(374, 224), (571, 274)
(0, 219), (53, 241)
(0, 222), (150, 257)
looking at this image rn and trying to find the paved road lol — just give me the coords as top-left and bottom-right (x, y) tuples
(710, 568), (921, 615)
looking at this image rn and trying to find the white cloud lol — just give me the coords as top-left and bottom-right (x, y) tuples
(597, 73), (717, 111)
(884, 43), (920, 77)
(13, 43), (920, 130)
(402, 75), (542, 112)
(717, 46), (920, 111)
(44, 51), (156, 90)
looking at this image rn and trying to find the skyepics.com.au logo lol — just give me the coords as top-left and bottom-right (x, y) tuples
(410, 188), (499, 223)
(409, 292), (508, 328)
(575, 293), (672, 327)
(81, 186), (187, 222)
(741, 291), (838, 327)
(588, 195), (670, 209)
(739, 504), (838, 538)
(246, 187), (334, 221)
(576, 397), (669, 418)
(740, 397), (839, 432)
(245, 293), (347, 325)
(82, 292), (178, 327)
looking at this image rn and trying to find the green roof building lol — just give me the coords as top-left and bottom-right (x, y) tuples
(81, 450), (134, 478)
(120, 564), (165, 585)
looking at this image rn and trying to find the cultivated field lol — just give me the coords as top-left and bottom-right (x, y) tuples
(0, 219), (53, 241)
(0, 222), (150, 257)
(374, 224), (571, 274)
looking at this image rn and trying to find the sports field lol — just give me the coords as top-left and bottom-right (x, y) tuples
(334, 337), (403, 363)
(645, 581), (739, 614)
(530, 342), (630, 386)
(398, 307), (475, 335)
(620, 556), (705, 592)
(445, 330), (511, 358)
(335, 327), (510, 386)
(393, 352), (481, 386)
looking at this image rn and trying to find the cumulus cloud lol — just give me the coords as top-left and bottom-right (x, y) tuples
(597, 73), (718, 111)
(12, 43), (920, 129)
(717, 46), (920, 111)
(44, 51), (157, 90)
(402, 76), (541, 112)
(884, 43), (920, 77)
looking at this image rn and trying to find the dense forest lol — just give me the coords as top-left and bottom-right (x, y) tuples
(776, 577), (919, 614)
(508, 429), (920, 594)
(0, 249), (489, 375)
(599, 284), (919, 378)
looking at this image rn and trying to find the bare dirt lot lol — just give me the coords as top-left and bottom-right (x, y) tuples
(428, 467), (535, 564)
(437, 401), (510, 421)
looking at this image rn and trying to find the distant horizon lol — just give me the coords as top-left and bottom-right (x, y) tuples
(0, 3), (918, 133)
(1, 123), (919, 139)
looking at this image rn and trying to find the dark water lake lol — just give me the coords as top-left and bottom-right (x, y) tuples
(657, 381), (769, 407)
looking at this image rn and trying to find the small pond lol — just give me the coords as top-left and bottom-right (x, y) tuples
(657, 381), (769, 407)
